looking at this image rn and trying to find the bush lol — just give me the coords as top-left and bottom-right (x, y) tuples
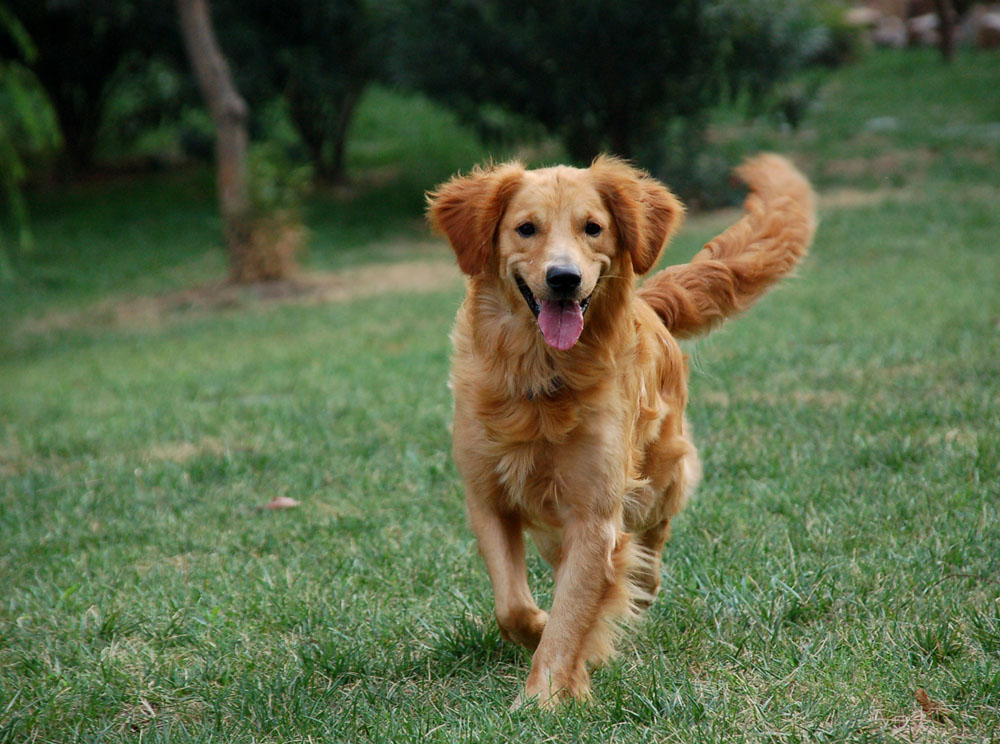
(216, 0), (378, 183)
(390, 0), (845, 192)
(232, 142), (312, 283)
(6, 0), (179, 171)
(0, 4), (60, 280)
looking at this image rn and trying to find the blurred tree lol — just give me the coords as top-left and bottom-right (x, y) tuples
(391, 0), (831, 180)
(177, 0), (312, 283)
(175, 0), (254, 282)
(7, 0), (177, 172)
(933, 0), (956, 62)
(0, 3), (60, 280)
(391, 0), (698, 167)
(216, 0), (377, 183)
(715, 0), (836, 112)
(6, 1), (376, 183)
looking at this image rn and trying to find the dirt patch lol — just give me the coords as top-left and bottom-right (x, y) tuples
(14, 182), (905, 341)
(331, 164), (406, 193)
(681, 186), (907, 238)
(681, 206), (745, 236)
(305, 258), (461, 303)
(17, 257), (462, 337)
(820, 187), (910, 210)
(107, 258), (461, 321)
(0, 441), (25, 476)
(700, 389), (851, 408)
(146, 437), (227, 463)
(822, 148), (935, 182)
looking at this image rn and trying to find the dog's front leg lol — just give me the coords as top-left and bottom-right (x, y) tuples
(466, 497), (548, 650)
(521, 517), (622, 707)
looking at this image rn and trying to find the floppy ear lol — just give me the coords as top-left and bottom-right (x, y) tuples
(427, 162), (525, 275)
(591, 155), (685, 275)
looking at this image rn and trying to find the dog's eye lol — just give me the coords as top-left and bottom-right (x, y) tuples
(516, 222), (537, 238)
(585, 221), (602, 237)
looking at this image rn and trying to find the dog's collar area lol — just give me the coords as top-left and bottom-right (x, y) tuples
(515, 273), (593, 318)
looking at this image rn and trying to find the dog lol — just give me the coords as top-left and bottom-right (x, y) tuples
(427, 153), (815, 707)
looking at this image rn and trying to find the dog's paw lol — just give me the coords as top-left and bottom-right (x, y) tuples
(511, 685), (563, 711)
(517, 664), (591, 709)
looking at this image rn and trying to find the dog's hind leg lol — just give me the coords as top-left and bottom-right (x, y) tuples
(466, 497), (548, 651)
(528, 528), (563, 570)
(630, 518), (671, 609)
(630, 440), (702, 608)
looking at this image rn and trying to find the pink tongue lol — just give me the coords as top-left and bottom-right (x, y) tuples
(538, 300), (584, 350)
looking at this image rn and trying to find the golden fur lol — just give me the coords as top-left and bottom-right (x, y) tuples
(427, 153), (816, 707)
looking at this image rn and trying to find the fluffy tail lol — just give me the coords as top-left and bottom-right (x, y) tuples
(637, 153), (816, 339)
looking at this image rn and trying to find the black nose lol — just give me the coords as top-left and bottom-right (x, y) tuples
(545, 265), (582, 294)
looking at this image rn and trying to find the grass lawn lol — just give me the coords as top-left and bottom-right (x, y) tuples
(2, 49), (999, 742)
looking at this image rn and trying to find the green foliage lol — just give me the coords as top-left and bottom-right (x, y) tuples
(0, 86), (489, 322)
(392, 0), (705, 166)
(217, 0), (378, 182)
(245, 140), (313, 278)
(247, 142), (313, 220)
(712, 0), (837, 109)
(97, 57), (191, 165)
(2, 1), (382, 185)
(7, 0), (179, 170)
(0, 3), (60, 280)
(391, 0), (842, 181)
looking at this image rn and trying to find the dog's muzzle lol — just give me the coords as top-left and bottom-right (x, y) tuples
(515, 273), (594, 350)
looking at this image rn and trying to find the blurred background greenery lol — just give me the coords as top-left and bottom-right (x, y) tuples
(0, 0), (994, 288)
(0, 0), (882, 284)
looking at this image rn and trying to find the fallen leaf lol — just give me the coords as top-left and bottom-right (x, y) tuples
(914, 688), (950, 723)
(260, 496), (301, 510)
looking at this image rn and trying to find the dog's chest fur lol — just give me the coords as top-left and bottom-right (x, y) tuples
(450, 294), (682, 527)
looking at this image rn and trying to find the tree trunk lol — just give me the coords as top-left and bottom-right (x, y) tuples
(287, 83), (364, 185)
(47, 89), (103, 175)
(934, 0), (956, 62)
(327, 86), (363, 185)
(175, 0), (255, 282)
(285, 90), (327, 179)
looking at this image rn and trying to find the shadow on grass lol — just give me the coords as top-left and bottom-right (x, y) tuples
(288, 608), (523, 690)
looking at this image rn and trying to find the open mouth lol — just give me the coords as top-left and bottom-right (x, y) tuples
(515, 274), (593, 351)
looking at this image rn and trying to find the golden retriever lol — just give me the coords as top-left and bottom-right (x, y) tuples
(427, 153), (815, 707)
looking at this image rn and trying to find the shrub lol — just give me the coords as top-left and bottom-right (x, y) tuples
(0, 4), (60, 280)
(230, 141), (312, 283)
(390, 0), (846, 193)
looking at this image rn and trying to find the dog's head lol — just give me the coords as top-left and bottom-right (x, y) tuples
(428, 156), (684, 350)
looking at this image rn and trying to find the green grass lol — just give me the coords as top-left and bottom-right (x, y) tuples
(710, 47), (1000, 190)
(2, 50), (1000, 742)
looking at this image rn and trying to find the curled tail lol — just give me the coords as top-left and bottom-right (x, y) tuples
(637, 153), (816, 339)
